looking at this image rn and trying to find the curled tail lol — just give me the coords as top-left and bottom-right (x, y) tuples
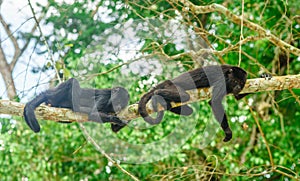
(138, 91), (165, 125)
(23, 93), (47, 133)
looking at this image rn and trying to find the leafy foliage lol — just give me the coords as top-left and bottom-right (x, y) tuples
(0, 0), (300, 180)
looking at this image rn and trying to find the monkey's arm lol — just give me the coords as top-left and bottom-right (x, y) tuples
(209, 81), (232, 142)
(209, 99), (232, 142)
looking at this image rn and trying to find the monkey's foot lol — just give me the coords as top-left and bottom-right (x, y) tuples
(111, 123), (127, 132)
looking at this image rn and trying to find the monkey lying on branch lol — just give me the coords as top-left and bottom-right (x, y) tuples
(138, 65), (248, 142)
(23, 78), (129, 133)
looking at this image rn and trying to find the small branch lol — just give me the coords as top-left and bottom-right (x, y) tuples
(0, 74), (300, 122)
(152, 36), (263, 63)
(28, 0), (62, 83)
(0, 14), (21, 60)
(0, 44), (17, 99)
(10, 3), (49, 70)
(174, 0), (300, 56)
(238, 0), (245, 67)
(249, 103), (274, 168)
(240, 125), (256, 165)
(79, 124), (140, 181)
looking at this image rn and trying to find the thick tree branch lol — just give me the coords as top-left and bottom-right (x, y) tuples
(0, 4), (48, 98)
(0, 44), (17, 99)
(0, 14), (17, 98)
(0, 75), (299, 123)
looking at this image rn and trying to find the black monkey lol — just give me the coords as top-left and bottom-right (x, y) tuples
(23, 78), (129, 133)
(138, 65), (248, 142)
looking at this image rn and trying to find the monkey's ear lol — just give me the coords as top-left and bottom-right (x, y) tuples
(226, 68), (233, 75)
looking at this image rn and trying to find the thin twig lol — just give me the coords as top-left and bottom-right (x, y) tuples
(238, 0), (244, 67)
(174, 0), (300, 56)
(27, 0), (61, 83)
(249, 105), (274, 168)
(240, 125), (257, 164)
(79, 123), (140, 181)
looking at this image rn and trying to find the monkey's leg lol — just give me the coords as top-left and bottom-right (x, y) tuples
(46, 78), (81, 111)
(69, 78), (81, 112)
(89, 112), (127, 125)
(152, 89), (191, 118)
(107, 87), (130, 131)
(209, 100), (232, 142)
(109, 87), (130, 112)
(111, 124), (127, 132)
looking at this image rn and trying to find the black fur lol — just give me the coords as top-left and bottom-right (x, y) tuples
(23, 78), (129, 133)
(138, 65), (247, 142)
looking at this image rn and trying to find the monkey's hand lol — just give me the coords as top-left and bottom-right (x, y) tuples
(260, 73), (272, 80)
(223, 127), (232, 142)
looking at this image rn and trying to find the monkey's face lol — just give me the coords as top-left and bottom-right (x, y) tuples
(227, 67), (247, 95)
(232, 82), (243, 94)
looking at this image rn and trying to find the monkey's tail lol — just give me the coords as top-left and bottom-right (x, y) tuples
(23, 92), (47, 133)
(138, 91), (164, 125)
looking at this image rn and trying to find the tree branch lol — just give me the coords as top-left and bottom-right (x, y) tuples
(0, 75), (299, 123)
(0, 44), (17, 99)
(27, 0), (62, 83)
(0, 14), (21, 61)
(173, 0), (300, 56)
(9, 14), (45, 70)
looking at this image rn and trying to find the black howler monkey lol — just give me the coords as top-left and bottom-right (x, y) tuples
(138, 65), (248, 142)
(23, 78), (129, 133)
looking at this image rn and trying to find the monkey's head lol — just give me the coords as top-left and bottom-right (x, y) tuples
(225, 66), (247, 95)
